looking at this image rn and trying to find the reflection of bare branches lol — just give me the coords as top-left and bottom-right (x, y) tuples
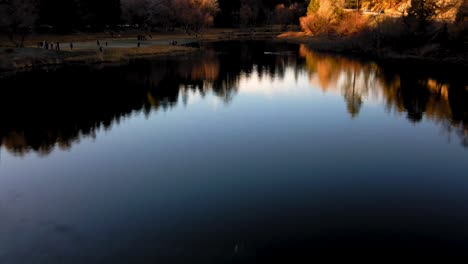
(459, 126), (468, 147)
(439, 120), (468, 148)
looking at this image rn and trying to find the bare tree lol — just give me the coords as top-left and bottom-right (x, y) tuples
(121, 0), (174, 30)
(0, 0), (37, 47)
(274, 4), (294, 30)
(174, 0), (220, 37)
(240, 2), (255, 28)
(121, 0), (148, 26)
(147, 0), (177, 30)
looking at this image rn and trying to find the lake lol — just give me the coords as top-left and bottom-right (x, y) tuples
(0, 41), (467, 263)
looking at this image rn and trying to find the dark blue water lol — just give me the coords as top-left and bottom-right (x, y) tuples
(0, 41), (467, 263)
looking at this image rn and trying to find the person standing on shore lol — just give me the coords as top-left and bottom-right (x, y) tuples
(70, 42), (74, 50)
(97, 40), (100, 46)
(56, 42), (60, 51)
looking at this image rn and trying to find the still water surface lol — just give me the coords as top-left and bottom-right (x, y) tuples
(0, 41), (467, 262)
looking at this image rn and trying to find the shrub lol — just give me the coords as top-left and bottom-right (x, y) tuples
(300, 13), (333, 35)
(336, 12), (368, 36)
(300, 0), (344, 35)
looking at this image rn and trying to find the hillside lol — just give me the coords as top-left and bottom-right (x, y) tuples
(356, 0), (466, 21)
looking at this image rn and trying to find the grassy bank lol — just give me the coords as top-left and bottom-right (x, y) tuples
(4, 26), (464, 73)
(0, 28), (284, 72)
(0, 32), (196, 72)
(0, 45), (196, 72)
(64, 45), (196, 63)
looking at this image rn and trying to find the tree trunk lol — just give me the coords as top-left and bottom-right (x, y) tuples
(20, 34), (26, 48)
(7, 32), (17, 47)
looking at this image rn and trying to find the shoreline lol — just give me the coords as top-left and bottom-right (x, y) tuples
(277, 32), (468, 67)
(0, 46), (197, 72)
(1, 29), (466, 75)
(0, 29), (283, 74)
(0, 39), (198, 75)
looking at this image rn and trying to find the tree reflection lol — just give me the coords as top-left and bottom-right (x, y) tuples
(0, 41), (466, 156)
(299, 44), (467, 147)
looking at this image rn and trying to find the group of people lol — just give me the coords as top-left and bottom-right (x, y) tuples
(37, 39), (108, 52)
(137, 34), (151, 41)
(97, 40), (110, 52)
(37, 34), (166, 53)
(38, 41), (61, 51)
(136, 34), (155, 48)
(170, 40), (178, 46)
(96, 40), (108, 46)
(38, 41), (76, 51)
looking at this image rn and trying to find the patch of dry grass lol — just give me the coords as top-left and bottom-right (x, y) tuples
(0, 28), (284, 48)
(0, 28), (287, 71)
(0, 44), (195, 72)
(65, 45), (195, 63)
(0, 30), (193, 48)
(0, 47), (63, 71)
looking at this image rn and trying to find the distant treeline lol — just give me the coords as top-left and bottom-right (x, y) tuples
(37, 0), (122, 31)
(216, 0), (306, 27)
(1, 0), (308, 33)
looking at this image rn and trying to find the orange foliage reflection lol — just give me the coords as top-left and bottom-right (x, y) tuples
(299, 44), (467, 144)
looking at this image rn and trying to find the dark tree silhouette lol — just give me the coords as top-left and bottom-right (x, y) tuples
(0, 0), (37, 46)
